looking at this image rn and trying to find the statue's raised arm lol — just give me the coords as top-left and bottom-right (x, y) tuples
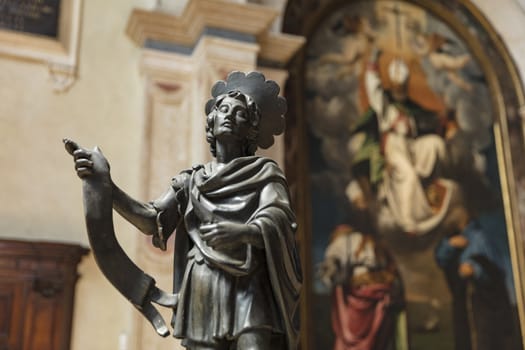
(63, 138), (178, 337)
(65, 71), (302, 350)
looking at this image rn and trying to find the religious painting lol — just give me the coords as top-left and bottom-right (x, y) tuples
(288, 1), (525, 349)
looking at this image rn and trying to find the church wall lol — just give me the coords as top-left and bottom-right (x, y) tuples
(0, 0), (156, 349)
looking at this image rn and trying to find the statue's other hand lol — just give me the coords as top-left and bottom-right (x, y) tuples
(63, 138), (110, 180)
(200, 221), (260, 249)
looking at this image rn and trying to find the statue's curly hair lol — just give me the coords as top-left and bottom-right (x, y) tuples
(205, 71), (286, 150)
(205, 90), (261, 157)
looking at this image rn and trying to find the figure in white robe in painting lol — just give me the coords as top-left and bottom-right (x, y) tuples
(364, 50), (453, 235)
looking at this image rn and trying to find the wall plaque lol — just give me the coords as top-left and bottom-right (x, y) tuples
(0, 0), (61, 38)
(0, 0), (82, 92)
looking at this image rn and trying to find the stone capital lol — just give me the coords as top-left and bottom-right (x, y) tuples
(126, 0), (305, 67)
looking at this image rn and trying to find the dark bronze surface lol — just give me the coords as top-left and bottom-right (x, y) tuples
(64, 139), (176, 337)
(65, 72), (301, 349)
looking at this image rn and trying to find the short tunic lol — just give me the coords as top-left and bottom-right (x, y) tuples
(151, 156), (301, 348)
(179, 247), (281, 345)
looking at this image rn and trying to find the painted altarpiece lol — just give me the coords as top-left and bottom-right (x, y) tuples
(283, 1), (525, 349)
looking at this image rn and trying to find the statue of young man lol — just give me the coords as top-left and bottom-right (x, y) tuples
(65, 72), (302, 350)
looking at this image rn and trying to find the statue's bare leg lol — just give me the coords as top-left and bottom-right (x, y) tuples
(235, 329), (276, 350)
(186, 341), (229, 350)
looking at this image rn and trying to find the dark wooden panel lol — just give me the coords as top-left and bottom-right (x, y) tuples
(0, 291), (12, 338)
(23, 294), (59, 350)
(0, 239), (88, 350)
(0, 281), (28, 350)
(0, 290), (12, 344)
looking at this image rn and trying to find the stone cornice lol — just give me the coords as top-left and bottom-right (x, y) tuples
(258, 31), (306, 66)
(126, 0), (305, 66)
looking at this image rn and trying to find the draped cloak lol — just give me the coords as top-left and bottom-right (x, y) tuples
(153, 156), (302, 349)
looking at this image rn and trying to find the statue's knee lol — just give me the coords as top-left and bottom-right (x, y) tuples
(235, 330), (276, 350)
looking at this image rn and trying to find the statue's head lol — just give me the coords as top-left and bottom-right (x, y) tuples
(205, 71), (287, 157)
(206, 90), (261, 156)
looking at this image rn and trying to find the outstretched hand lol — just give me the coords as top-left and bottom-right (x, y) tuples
(63, 138), (111, 181)
(200, 221), (262, 249)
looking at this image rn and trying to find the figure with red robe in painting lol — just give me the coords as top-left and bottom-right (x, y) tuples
(319, 218), (406, 350)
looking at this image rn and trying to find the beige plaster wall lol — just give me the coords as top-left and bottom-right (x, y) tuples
(0, 0), (155, 246)
(0, 0), (156, 349)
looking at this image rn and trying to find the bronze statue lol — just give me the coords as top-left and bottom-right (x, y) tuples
(64, 71), (302, 350)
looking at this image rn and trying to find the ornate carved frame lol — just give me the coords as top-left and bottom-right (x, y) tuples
(282, 0), (525, 348)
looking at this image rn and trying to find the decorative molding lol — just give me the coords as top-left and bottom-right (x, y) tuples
(139, 39), (261, 96)
(126, 0), (305, 66)
(127, 0), (277, 45)
(48, 62), (77, 92)
(140, 49), (195, 83)
(0, 0), (83, 92)
(258, 32), (305, 65)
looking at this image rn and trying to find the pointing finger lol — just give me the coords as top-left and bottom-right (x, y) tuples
(73, 148), (91, 161)
(75, 159), (93, 169)
(201, 230), (220, 241)
(63, 138), (80, 156)
(200, 223), (218, 232)
(76, 167), (93, 178)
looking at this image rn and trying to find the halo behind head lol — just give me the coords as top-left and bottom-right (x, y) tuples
(388, 58), (410, 86)
(205, 71), (287, 149)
